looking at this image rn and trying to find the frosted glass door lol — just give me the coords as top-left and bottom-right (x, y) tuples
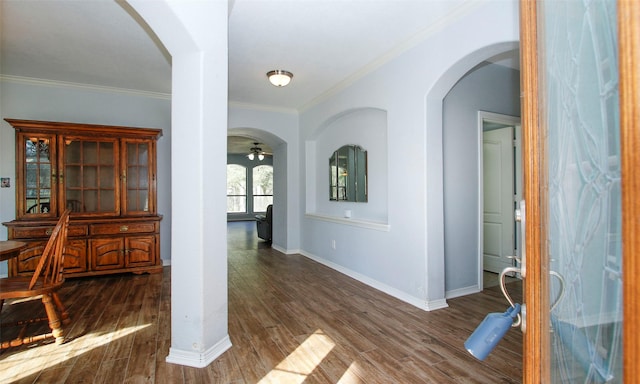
(541, 1), (622, 382)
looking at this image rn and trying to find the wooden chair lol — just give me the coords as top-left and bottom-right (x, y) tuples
(0, 209), (71, 349)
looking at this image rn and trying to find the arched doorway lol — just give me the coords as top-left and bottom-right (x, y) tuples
(424, 42), (520, 301)
(227, 129), (288, 250)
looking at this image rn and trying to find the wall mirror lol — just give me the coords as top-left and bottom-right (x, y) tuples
(329, 145), (367, 202)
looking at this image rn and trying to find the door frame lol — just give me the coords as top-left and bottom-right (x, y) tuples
(618, 0), (640, 380)
(519, 1), (639, 382)
(477, 111), (521, 290)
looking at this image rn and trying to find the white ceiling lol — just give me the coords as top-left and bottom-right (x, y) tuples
(1, 0), (518, 154)
(0, 1), (172, 96)
(0, 0), (522, 113)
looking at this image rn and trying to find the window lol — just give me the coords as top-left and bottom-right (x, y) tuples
(227, 164), (247, 213)
(252, 165), (273, 212)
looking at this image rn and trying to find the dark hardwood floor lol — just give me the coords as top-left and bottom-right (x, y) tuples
(0, 221), (522, 383)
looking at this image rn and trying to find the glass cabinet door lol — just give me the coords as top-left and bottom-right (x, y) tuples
(19, 133), (57, 218)
(63, 137), (119, 215)
(122, 140), (154, 215)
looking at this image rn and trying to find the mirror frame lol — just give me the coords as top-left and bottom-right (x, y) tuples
(329, 145), (367, 202)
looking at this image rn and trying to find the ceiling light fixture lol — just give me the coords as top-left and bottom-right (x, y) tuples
(267, 70), (293, 87)
(247, 142), (265, 161)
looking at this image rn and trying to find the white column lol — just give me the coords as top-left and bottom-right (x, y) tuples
(128, 0), (230, 367)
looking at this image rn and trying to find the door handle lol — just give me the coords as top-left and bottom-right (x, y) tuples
(499, 266), (522, 329)
(467, 199), (528, 360)
(499, 200), (526, 331)
(514, 200), (526, 278)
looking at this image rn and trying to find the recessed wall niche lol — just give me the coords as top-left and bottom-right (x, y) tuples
(306, 107), (388, 223)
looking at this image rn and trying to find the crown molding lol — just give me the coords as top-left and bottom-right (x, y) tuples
(228, 100), (298, 115)
(299, 0), (483, 112)
(0, 74), (171, 100)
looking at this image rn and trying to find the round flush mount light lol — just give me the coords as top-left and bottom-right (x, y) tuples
(267, 70), (293, 87)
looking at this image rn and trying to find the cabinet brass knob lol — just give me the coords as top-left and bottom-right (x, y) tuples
(45, 228), (53, 236)
(120, 225), (129, 232)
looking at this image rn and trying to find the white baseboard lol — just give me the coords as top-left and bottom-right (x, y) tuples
(300, 251), (448, 312)
(165, 335), (232, 368)
(162, 258), (171, 266)
(445, 285), (480, 299)
(271, 244), (301, 255)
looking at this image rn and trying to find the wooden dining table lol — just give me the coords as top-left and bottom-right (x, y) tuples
(0, 240), (27, 262)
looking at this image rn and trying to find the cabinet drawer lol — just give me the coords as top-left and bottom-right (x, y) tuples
(11, 224), (88, 239)
(90, 222), (157, 235)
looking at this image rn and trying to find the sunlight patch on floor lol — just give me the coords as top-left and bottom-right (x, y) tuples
(0, 323), (150, 382)
(337, 362), (363, 383)
(259, 329), (335, 384)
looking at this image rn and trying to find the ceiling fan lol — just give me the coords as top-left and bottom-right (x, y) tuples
(247, 142), (265, 161)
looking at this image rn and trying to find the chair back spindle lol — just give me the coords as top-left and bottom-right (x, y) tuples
(28, 209), (70, 290)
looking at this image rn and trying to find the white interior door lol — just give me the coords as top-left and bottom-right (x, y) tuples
(482, 127), (514, 273)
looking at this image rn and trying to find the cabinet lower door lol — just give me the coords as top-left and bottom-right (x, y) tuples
(90, 238), (125, 271)
(12, 241), (47, 276)
(11, 239), (87, 276)
(125, 235), (156, 267)
(64, 239), (87, 273)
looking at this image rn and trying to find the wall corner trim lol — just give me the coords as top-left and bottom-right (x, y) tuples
(423, 298), (449, 311)
(165, 336), (232, 368)
(271, 244), (301, 255)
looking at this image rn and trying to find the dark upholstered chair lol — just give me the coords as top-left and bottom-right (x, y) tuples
(255, 204), (272, 242)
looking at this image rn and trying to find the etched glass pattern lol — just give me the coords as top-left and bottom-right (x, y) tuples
(543, 0), (622, 382)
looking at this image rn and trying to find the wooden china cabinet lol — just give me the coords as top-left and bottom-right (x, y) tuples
(3, 119), (163, 277)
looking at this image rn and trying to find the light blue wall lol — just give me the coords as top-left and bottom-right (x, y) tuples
(442, 62), (521, 293)
(0, 1), (520, 309)
(0, 79), (172, 276)
(298, 1), (520, 309)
